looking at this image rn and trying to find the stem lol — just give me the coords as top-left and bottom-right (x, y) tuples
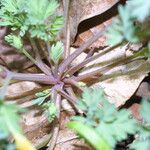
(72, 54), (142, 82)
(22, 48), (37, 64)
(63, 78), (83, 92)
(47, 91), (61, 150)
(85, 47), (95, 59)
(58, 25), (110, 75)
(57, 88), (76, 105)
(65, 87), (77, 100)
(64, 0), (71, 59)
(29, 38), (52, 76)
(65, 44), (121, 76)
(38, 39), (50, 64)
(65, 87), (81, 113)
(0, 70), (57, 85)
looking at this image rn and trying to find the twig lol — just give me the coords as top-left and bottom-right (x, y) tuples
(37, 39), (51, 64)
(58, 25), (110, 75)
(64, 0), (71, 58)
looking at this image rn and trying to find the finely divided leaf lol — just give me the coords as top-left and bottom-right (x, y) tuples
(5, 34), (23, 50)
(50, 41), (64, 64)
(73, 88), (137, 148)
(128, 0), (150, 22)
(140, 99), (150, 122)
(0, 103), (22, 135)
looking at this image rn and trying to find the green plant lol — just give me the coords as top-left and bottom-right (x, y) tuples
(107, 0), (150, 47)
(68, 88), (150, 150)
(0, 0), (150, 149)
(130, 100), (150, 150)
(0, 77), (36, 150)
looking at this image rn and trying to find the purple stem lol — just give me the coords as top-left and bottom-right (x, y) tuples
(65, 44), (120, 76)
(0, 70), (57, 85)
(72, 54), (136, 82)
(58, 26), (109, 75)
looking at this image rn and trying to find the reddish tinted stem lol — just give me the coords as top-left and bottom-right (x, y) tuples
(66, 44), (120, 76)
(0, 71), (57, 85)
(58, 27), (108, 75)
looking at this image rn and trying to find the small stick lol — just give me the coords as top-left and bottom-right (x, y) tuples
(63, 0), (71, 59)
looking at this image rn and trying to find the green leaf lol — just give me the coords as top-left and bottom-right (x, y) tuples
(0, 0), (62, 41)
(0, 103), (22, 135)
(130, 124), (150, 150)
(32, 96), (48, 105)
(5, 34), (23, 50)
(140, 99), (150, 123)
(68, 121), (112, 150)
(1, 0), (21, 13)
(35, 89), (50, 97)
(106, 5), (139, 46)
(25, 0), (58, 25)
(72, 87), (137, 148)
(48, 16), (64, 39)
(43, 102), (57, 123)
(131, 138), (150, 150)
(128, 0), (150, 22)
(97, 109), (136, 147)
(33, 89), (50, 105)
(50, 41), (64, 64)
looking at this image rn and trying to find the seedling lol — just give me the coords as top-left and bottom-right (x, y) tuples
(0, 0), (150, 149)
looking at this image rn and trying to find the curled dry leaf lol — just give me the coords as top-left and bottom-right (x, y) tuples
(77, 45), (150, 106)
(60, 0), (119, 42)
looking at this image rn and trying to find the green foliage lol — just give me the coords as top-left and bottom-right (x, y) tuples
(0, 131), (16, 150)
(107, 0), (150, 46)
(130, 99), (150, 150)
(140, 99), (150, 122)
(48, 16), (64, 40)
(128, 0), (150, 22)
(0, 0), (63, 41)
(68, 121), (111, 150)
(71, 88), (137, 148)
(0, 102), (22, 136)
(32, 89), (50, 105)
(5, 34), (23, 50)
(50, 41), (64, 64)
(33, 90), (57, 123)
(107, 5), (139, 46)
(43, 102), (57, 123)
(24, 0), (58, 25)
